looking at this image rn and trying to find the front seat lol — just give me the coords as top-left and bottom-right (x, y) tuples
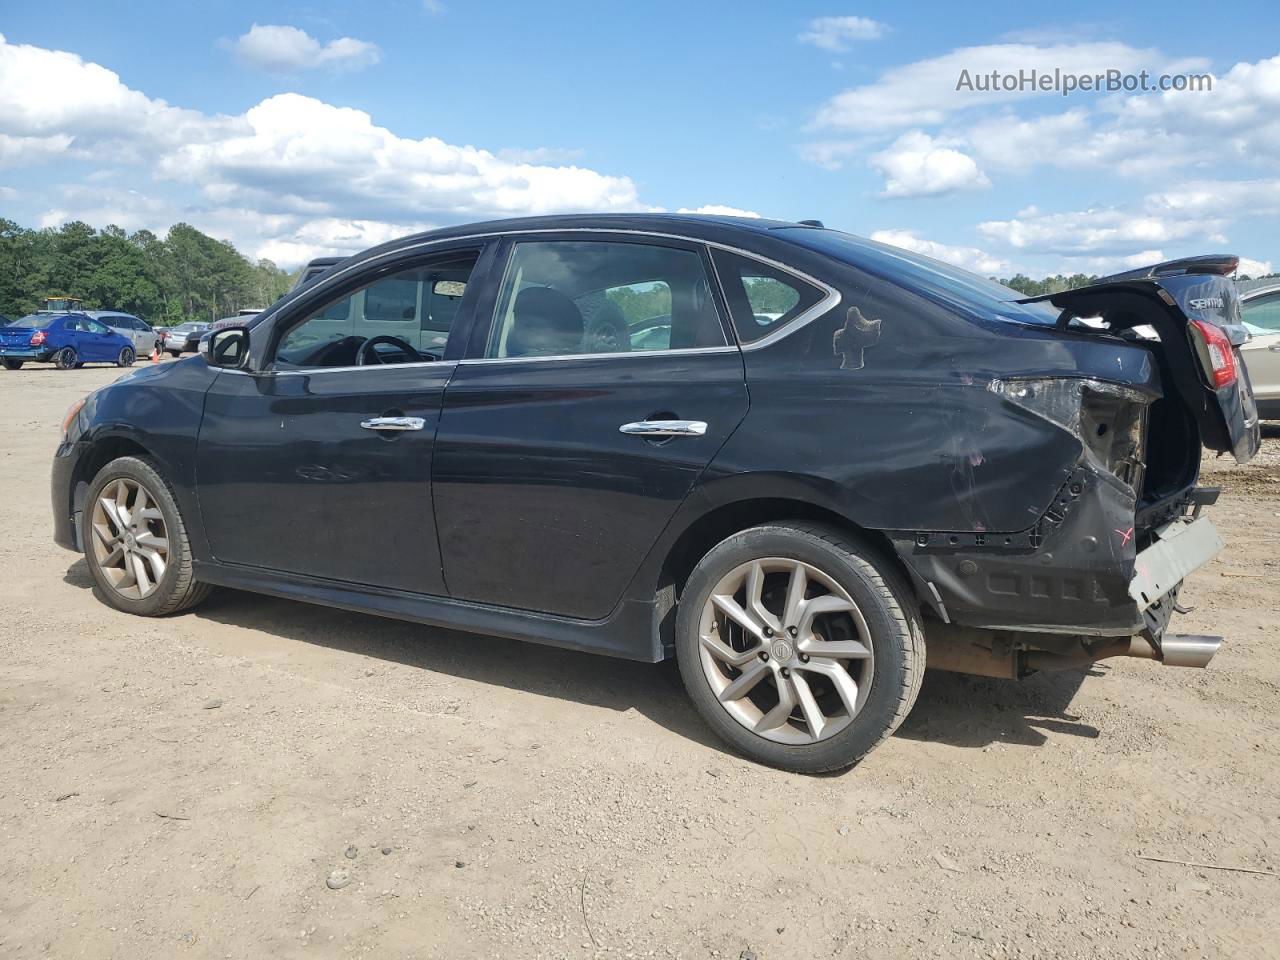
(506, 286), (584, 357)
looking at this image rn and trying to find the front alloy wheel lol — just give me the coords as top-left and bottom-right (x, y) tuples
(84, 456), (211, 616)
(676, 523), (923, 773)
(117, 346), (135, 367)
(90, 477), (169, 599)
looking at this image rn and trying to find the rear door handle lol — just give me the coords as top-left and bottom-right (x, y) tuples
(618, 419), (708, 437)
(360, 416), (426, 431)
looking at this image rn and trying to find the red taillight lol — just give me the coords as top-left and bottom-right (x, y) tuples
(1189, 318), (1237, 389)
(30, 330), (47, 346)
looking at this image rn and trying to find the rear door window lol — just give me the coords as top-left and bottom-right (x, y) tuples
(483, 239), (727, 358)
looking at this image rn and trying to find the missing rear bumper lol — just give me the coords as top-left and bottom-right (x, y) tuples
(924, 623), (1223, 678)
(1129, 516), (1223, 612)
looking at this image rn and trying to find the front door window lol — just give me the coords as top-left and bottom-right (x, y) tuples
(275, 254), (478, 368)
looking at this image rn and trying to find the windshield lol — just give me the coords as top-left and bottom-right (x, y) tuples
(7, 314), (52, 329)
(780, 227), (1062, 326)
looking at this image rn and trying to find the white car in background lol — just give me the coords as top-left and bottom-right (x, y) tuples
(1240, 284), (1280, 420)
(90, 311), (158, 358)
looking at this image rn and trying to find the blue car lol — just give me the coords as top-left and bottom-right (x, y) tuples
(0, 313), (138, 370)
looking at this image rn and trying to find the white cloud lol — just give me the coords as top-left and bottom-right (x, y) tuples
(964, 109), (1188, 176)
(155, 94), (650, 224)
(870, 131), (989, 197)
(967, 180), (1280, 276)
(422, 0), (447, 13)
(869, 229), (1010, 275)
(232, 24), (381, 73)
(976, 206), (1224, 256)
(36, 185), (176, 232)
(0, 131), (73, 168)
(675, 204), (762, 218)
(1051, 250), (1166, 275)
(1146, 178), (1280, 219)
(812, 41), (1164, 130)
(797, 16), (887, 52)
(796, 139), (869, 171)
(1237, 256), (1274, 276)
(0, 32), (228, 167)
(254, 217), (436, 266)
(2, 35), (661, 267)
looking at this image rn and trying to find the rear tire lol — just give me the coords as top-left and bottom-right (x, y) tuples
(0, 358), (22, 370)
(54, 347), (77, 370)
(83, 456), (212, 617)
(117, 346), (135, 367)
(675, 522), (923, 774)
(168, 350), (181, 358)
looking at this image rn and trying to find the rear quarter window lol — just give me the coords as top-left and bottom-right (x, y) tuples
(710, 250), (825, 344)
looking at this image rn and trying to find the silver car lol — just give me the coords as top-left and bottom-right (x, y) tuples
(1240, 284), (1280, 420)
(91, 311), (158, 358)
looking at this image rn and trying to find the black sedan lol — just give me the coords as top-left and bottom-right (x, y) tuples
(51, 214), (1259, 772)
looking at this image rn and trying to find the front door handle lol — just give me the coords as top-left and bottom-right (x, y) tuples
(619, 419), (708, 438)
(360, 416), (426, 432)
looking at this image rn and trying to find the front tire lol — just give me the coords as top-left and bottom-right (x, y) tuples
(54, 347), (77, 370)
(676, 522), (923, 773)
(83, 456), (212, 616)
(117, 346), (135, 367)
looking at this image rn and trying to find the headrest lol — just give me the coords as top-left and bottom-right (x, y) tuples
(507, 286), (584, 357)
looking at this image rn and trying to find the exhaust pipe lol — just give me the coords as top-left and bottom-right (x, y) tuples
(1022, 634), (1222, 672)
(925, 623), (1223, 678)
(1157, 634), (1222, 669)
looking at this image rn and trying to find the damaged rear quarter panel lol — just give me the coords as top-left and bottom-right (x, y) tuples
(714, 260), (1161, 536)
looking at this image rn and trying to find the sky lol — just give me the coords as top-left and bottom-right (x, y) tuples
(2, 0), (1280, 276)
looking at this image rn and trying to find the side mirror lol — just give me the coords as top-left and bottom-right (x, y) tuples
(202, 326), (252, 370)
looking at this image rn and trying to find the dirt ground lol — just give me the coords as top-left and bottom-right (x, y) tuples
(1, 362), (1277, 960)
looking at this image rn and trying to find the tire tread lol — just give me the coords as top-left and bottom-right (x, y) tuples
(783, 522), (925, 767)
(676, 520), (925, 773)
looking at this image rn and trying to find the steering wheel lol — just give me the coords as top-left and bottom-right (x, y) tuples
(356, 335), (424, 366)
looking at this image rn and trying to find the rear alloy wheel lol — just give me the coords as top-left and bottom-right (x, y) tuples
(55, 347), (77, 370)
(0, 358), (22, 370)
(676, 523), (923, 773)
(117, 346), (135, 367)
(84, 456), (211, 616)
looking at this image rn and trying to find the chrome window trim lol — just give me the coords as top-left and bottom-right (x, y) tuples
(270, 228), (840, 366)
(218, 359), (458, 377)
(457, 345), (738, 366)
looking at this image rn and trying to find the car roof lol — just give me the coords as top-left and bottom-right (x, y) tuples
(86, 310), (137, 320)
(342, 213), (816, 264)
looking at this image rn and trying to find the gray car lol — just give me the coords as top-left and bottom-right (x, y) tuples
(90, 311), (158, 358)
